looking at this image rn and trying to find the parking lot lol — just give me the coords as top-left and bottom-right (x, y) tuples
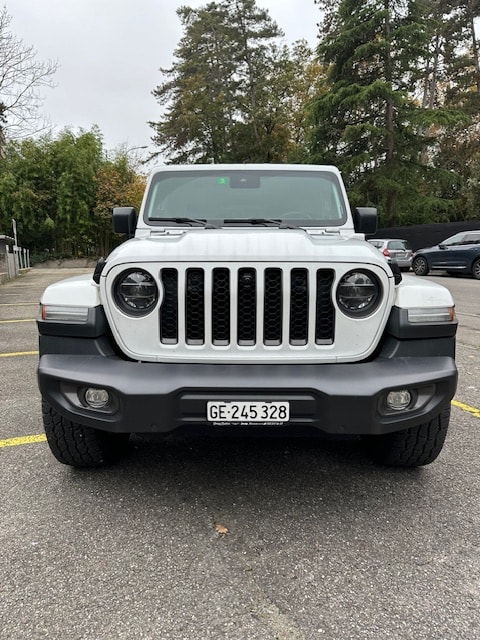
(1, 268), (479, 640)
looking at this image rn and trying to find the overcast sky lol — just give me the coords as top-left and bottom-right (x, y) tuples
(5, 0), (321, 156)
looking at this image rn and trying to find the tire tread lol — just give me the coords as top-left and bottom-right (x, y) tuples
(364, 407), (450, 467)
(42, 400), (128, 467)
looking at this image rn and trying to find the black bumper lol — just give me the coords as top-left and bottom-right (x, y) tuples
(38, 353), (457, 436)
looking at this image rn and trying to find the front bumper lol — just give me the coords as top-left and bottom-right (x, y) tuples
(38, 353), (457, 436)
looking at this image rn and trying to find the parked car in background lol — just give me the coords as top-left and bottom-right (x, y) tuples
(412, 230), (480, 279)
(368, 238), (413, 271)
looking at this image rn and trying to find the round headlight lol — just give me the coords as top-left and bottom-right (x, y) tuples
(336, 270), (381, 317)
(114, 269), (158, 316)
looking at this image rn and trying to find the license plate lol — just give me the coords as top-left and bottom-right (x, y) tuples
(207, 401), (289, 425)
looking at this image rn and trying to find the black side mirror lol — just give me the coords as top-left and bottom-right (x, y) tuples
(353, 207), (378, 235)
(113, 207), (137, 237)
(389, 260), (403, 285)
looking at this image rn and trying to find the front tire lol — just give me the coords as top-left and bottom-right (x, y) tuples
(362, 407), (450, 467)
(42, 400), (129, 467)
(412, 256), (429, 276)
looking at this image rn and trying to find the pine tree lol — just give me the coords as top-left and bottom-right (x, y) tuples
(311, 0), (461, 225)
(151, 0), (312, 163)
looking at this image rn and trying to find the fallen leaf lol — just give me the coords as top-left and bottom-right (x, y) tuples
(215, 523), (229, 535)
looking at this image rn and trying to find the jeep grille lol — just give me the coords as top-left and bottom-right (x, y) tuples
(159, 266), (335, 348)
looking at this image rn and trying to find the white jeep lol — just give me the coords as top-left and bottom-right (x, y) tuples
(37, 164), (458, 467)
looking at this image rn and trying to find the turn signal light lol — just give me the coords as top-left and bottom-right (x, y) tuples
(40, 304), (89, 323)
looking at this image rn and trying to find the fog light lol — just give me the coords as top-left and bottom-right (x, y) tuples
(386, 390), (412, 411)
(84, 388), (110, 409)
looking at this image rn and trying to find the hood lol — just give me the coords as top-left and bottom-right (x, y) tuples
(105, 228), (389, 269)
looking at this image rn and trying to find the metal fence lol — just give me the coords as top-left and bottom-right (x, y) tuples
(371, 220), (480, 252)
(1, 244), (31, 282)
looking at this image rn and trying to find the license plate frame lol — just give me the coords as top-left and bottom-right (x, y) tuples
(206, 401), (290, 425)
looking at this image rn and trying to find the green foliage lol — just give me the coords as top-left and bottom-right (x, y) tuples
(3, 1), (480, 239)
(310, 0), (480, 226)
(94, 151), (146, 256)
(0, 130), (146, 257)
(150, 0), (480, 223)
(29, 251), (76, 266)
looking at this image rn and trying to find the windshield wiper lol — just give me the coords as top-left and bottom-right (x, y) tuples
(223, 218), (297, 228)
(149, 217), (219, 228)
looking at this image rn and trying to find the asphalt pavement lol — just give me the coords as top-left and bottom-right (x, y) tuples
(0, 268), (479, 640)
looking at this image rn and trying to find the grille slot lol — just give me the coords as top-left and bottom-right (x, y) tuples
(185, 269), (204, 344)
(237, 268), (257, 345)
(289, 268), (309, 345)
(159, 266), (335, 349)
(212, 268), (230, 345)
(316, 270), (335, 344)
(264, 268), (283, 345)
(160, 268), (178, 344)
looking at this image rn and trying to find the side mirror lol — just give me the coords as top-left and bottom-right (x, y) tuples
(353, 207), (377, 235)
(113, 207), (137, 237)
(389, 260), (403, 285)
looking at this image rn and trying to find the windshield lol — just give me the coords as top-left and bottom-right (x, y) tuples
(143, 170), (347, 226)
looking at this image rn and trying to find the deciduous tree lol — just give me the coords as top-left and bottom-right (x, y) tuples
(0, 7), (58, 151)
(94, 152), (146, 256)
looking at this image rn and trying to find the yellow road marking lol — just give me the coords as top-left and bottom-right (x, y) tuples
(0, 318), (35, 324)
(0, 434), (46, 448)
(1, 400), (478, 451)
(0, 350), (38, 357)
(452, 399), (480, 420)
(0, 302), (38, 306)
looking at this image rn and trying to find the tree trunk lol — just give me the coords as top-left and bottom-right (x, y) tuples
(384, 0), (396, 225)
(468, 1), (480, 93)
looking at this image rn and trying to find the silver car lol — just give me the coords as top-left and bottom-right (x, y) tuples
(368, 238), (413, 271)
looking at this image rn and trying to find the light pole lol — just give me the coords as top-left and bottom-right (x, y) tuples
(125, 145), (148, 168)
(12, 218), (18, 248)
(11, 218), (21, 272)
(126, 145), (148, 155)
